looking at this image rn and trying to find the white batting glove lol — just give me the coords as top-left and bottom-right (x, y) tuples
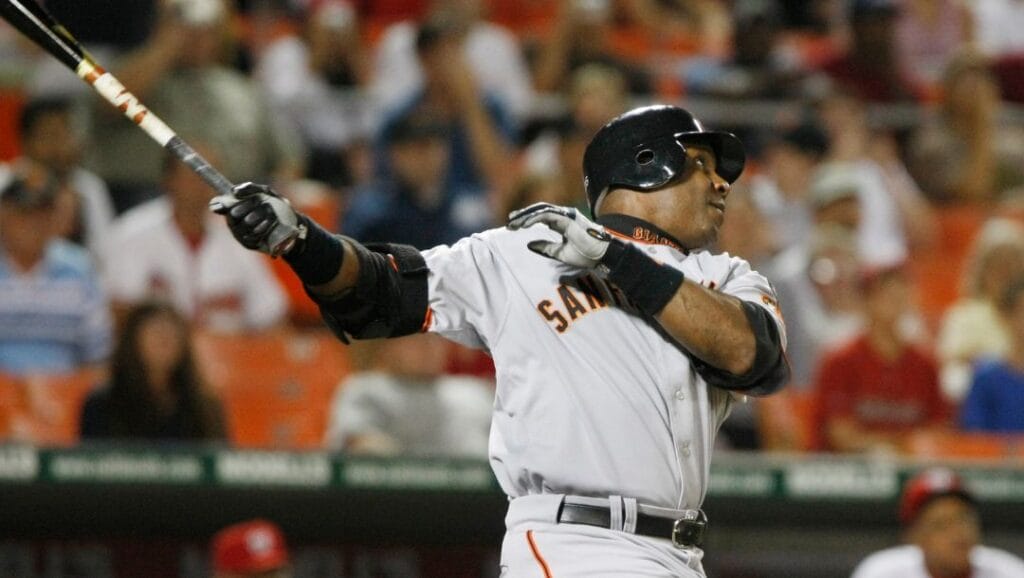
(507, 203), (612, 269)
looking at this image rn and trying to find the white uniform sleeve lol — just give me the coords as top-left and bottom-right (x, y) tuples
(688, 252), (787, 350)
(421, 234), (510, 350)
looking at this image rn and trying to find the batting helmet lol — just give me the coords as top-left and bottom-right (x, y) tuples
(583, 105), (745, 213)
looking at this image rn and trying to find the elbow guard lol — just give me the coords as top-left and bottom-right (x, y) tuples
(312, 241), (430, 342)
(691, 301), (789, 396)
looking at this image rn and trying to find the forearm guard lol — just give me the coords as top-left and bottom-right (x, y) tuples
(310, 241), (430, 342)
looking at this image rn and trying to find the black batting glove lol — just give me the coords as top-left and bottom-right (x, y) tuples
(211, 182), (305, 257)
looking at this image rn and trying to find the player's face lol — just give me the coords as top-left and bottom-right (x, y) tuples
(642, 145), (731, 249)
(910, 497), (980, 576)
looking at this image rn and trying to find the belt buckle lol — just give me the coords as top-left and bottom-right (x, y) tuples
(670, 510), (707, 548)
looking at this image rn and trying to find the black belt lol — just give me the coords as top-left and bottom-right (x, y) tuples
(556, 502), (707, 548)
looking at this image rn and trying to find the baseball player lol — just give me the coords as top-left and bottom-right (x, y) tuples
(214, 104), (789, 577)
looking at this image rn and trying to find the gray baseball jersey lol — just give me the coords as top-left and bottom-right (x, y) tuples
(421, 218), (786, 510)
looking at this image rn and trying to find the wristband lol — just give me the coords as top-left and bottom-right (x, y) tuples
(283, 215), (344, 286)
(601, 240), (685, 315)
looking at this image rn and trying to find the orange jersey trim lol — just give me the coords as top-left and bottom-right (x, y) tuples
(419, 307), (434, 332)
(526, 530), (553, 578)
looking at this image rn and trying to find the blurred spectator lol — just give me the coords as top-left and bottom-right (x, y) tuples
(374, 11), (518, 205)
(87, 0), (304, 213)
(0, 166), (112, 374)
(101, 144), (288, 333)
(523, 64), (628, 177)
(255, 0), (373, 189)
(936, 218), (1024, 402)
(0, 96), (115, 256)
(371, 0), (534, 124)
(750, 119), (831, 254)
(684, 0), (818, 100)
(770, 223), (864, 389)
(325, 333), (493, 458)
(79, 300), (225, 440)
(20, 1), (158, 96)
(818, 0), (924, 102)
(343, 111), (491, 248)
(618, 0), (732, 58)
(959, 276), (1024, 433)
(519, 63), (629, 216)
(211, 518), (292, 578)
(852, 467), (1024, 578)
(895, 0), (973, 90)
(907, 50), (1024, 205)
(532, 0), (653, 95)
(971, 0), (1024, 58)
(817, 91), (937, 264)
(812, 263), (948, 453)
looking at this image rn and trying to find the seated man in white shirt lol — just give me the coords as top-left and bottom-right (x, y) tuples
(852, 467), (1024, 578)
(325, 333), (493, 458)
(101, 143), (287, 333)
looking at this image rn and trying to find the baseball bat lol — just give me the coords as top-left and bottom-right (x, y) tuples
(0, 0), (237, 209)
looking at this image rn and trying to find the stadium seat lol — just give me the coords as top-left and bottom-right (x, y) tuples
(756, 388), (819, 453)
(903, 429), (1011, 460)
(908, 205), (988, 330)
(194, 330), (351, 449)
(1, 370), (102, 445)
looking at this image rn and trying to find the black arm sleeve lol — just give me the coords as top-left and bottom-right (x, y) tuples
(309, 241), (430, 342)
(689, 301), (789, 396)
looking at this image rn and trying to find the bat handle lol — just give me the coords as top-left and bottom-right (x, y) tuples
(165, 136), (240, 214)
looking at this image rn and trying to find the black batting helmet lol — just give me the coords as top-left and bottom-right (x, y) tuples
(583, 105), (746, 213)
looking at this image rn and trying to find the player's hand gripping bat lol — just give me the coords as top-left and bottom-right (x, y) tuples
(0, 0), (303, 256)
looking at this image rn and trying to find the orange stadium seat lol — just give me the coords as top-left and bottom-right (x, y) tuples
(194, 330), (351, 449)
(1, 370), (102, 445)
(0, 373), (19, 439)
(757, 388), (819, 453)
(908, 205), (988, 330)
(903, 429), (1012, 461)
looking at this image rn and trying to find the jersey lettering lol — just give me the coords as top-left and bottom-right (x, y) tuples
(537, 299), (569, 333)
(536, 274), (636, 333)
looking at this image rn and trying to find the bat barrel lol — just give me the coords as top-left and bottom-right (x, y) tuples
(0, 0), (84, 70)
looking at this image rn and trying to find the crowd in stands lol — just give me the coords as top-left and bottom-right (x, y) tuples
(2, 0), (1024, 460)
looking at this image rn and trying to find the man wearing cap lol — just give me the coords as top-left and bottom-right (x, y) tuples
(211, 519), (292, 578)
(0, 165), (112, 375)
(851, 467), (1024, 577)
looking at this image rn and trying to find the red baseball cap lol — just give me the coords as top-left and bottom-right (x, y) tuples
(899, 467), (976, 526)
(212, 519), (289, 573)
